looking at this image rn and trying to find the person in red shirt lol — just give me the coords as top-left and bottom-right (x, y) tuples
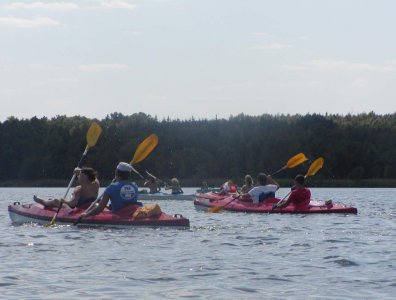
(274, 174), (311, 209)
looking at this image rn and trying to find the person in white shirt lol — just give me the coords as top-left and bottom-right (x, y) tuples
(238, 173), (279, 204)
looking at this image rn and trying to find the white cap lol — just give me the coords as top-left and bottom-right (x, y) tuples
(116, 162), (133, 172)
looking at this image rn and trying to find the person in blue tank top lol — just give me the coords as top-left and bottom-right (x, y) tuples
(79, 162), (141, 219)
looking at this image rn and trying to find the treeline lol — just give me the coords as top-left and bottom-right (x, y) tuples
(1, 112), (396, 186)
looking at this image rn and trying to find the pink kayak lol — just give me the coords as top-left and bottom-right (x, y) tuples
(194, 193), (358, 214)
(8, 202), (190, 228)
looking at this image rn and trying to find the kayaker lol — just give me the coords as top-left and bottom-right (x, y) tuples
(237, 173), (279, 203)
(164, 177), (183, 194)
(79, 162), (140, 218)
(219, 179), (237, 195)
(240, 174), (254, 193)
(273, 174), (311, 209)
(33, 167), (99, 208)
(143, 174), (161, 194)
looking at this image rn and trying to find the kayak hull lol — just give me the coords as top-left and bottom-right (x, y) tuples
(194, 194), (358, 214)
(138, 193), (194, 201)
(8, 202), (190, 228)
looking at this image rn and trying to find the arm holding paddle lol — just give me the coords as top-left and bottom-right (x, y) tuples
(80, 193), (110, 219)
(208, 153), (306, 213)
(77, 162), (137, 222)
(75, 134), (158, 225)
(45, 122), (102, 226)
(273, 175), (310, 209)
(273, 157), (324, 210)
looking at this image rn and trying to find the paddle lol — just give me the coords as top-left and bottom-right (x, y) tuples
(145, 170), (162, 182)
(46, 121), (102, 226)
(207, 195), (240, 213)
(73, 134), (158, 226)
(274, 157), (324, 208)
(208, 153), (308, 213)
(271, 152), (308, 176)
(129, 134), (159, 179)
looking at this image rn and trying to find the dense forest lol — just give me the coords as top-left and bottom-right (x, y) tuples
(1, 112), (396, 187)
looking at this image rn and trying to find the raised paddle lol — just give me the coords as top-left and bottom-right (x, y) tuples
(271, 152), (308, 176)
(273, 157), (324, 208)
(129, 134), (159, 179)
(208, 153), (308, 213)
(73, 134), (158, 226)
(46, 121), (102, 226)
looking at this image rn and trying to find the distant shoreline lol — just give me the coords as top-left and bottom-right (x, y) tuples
(1, 179), (396, 188)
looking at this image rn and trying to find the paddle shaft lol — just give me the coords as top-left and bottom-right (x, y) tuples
(73, 191), (104, 226)
(48, 146), (90, 225)
(209, 195), (239, 213)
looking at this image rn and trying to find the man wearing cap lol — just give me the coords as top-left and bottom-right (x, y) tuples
(79, 162), (140, 218)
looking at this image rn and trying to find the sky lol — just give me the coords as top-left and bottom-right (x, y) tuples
(1, 0), (396, 121)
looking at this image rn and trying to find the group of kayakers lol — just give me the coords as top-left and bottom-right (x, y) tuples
(215, 172), (311, 209)
(141, 173), (183, 194)
(33, 160), (311, 221)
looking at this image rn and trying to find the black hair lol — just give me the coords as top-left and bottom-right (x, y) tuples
(81, 167), (97, 182)
(295, 174), (305, 185)
(116, 170), (131, 180)
(257, 173), (267, 185)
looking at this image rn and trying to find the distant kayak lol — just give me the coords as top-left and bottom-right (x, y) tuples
(138, 192), (194, 201)
(8, 202), (190, 228)
(194, 193), (358, 214)
(195, 188), (222, 193)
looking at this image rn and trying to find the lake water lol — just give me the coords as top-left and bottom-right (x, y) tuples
(1, 187), (395, 299)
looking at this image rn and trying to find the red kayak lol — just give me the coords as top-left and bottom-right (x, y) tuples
(194, 193), (358, 214)
(8, 202), (190, 228)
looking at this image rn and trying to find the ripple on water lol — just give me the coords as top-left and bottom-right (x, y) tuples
(0, 282), (17, 287)
(332, 258), (359, 267)
(233, 286), (258, 293)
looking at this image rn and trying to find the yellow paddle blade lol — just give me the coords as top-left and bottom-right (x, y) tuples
(130, 134), (158, 165)
(86, 121), (102, 147)
(286, 153), (308, 168)
(208, 206), (224, 213)
(305, 157), (324, 177)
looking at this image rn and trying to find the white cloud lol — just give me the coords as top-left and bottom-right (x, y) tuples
(0, 88), (14, 96)
(95, 1), (136, 10)
(211, 81), (254, 91)
(297, 35), (309, 40)
(284, 59), (396, 72)
(4, 2), (80, 10)
(351, 78), (368, 89)
(306, 59), (395, 71)
(254, 43), (294, 50)
(123, 30), (142, 36)
(3, 1), (136, 11)
(79, 64), (128, 72)
(0, 16), (60, 28)
(250, 32), (268, 37)
(263, 81), (320, 88)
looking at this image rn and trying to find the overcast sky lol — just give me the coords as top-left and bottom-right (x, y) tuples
(1, 0), (396, 121)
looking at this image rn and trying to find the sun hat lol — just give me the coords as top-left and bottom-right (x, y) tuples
(116, 162), (133, 172)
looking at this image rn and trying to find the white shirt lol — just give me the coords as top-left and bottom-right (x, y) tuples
(222, 181), (230, 192)
(248, 184), (278, 204)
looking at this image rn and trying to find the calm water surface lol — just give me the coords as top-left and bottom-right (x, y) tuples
(1, 187), (395, 299)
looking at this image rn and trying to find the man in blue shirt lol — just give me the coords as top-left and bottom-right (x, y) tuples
(79, 162), (140, 218)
